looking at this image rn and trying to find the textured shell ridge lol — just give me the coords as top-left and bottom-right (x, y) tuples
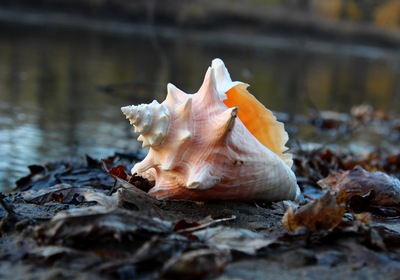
(165, 83), (189, 106)
(184, 105), (238, 191)
(211, 58), (293, 168)
(160, 97), (194, 171)
(193, 67), (227, 116)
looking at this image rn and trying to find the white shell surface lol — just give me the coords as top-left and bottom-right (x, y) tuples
(122, 59), (300, 202)
(121, 100), (170, 148)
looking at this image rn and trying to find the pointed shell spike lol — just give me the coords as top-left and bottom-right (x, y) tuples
(212, 58), (293, 167)
(195, 67), (223, 111)
(161, 97), (193, 171)
(165, 83), (188, 105)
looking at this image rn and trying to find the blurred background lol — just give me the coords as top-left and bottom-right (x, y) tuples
(1, 0), (400, 192)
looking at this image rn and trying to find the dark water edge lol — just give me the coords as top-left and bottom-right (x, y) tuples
(1, 3), (400, 48)
(1, 9), (400, 193)
(1, 7), (400, 53)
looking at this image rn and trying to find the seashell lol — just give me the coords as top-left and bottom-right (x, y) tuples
(121, 59), (300, 202)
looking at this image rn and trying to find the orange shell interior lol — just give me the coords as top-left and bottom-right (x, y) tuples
(223, 85), (289, 164)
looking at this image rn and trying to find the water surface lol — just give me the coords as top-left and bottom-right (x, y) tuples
(1, 24), (399, 192)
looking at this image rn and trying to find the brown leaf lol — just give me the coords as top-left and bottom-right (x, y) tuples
(292, 148), (346, 185)
(15, 158), (116, 192)
(318, 166), (400, 209)
(35, 206), (172, 248)
(282, 190), (346, 232)
(161, 249), (231, 279)
(20, 184), (106, 205)
(95, 235), (189, 275)
(109, 165), (128, 180)
(129, 175), (154, 192)
(15, 164), (69, 192)
(102, 160), (129, 180)
(192, 225), (276, 255)
(84, 180), (163, 216)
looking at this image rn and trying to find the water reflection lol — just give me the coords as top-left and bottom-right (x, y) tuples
(0, 25), (399, 192)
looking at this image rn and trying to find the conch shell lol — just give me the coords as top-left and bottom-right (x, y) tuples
(121, 59), (300, 202)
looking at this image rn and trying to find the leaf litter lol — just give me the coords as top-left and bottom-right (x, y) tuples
(1, 105), (400, 279)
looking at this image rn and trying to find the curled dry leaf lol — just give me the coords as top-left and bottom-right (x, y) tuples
(15, 157), (116, 193)
(20, 183), (106, 205)
(101, 159), (155, 192)
(318, 166), (400, 208)
(83, 191), (120, 208)
(271, 200), (299, 215)
(109, 165), (129, 180)
(95, 235), (190, 275)
(101, 160), (129, 181)
(282, 190), (346, 232)
(84, 177), (162, 215)
(26, 245), (104, 270)
(192, 225), (276, 255)
(35, 206), (172, 248)
(292, 148), (347, 186)
(161, 248), (231, 279)
(15, 164), (69, 192)
(293, 147), (400, 188)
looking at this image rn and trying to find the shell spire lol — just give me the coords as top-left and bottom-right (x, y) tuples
(121, 100), (170, 148)
(122, 59), (300, 202)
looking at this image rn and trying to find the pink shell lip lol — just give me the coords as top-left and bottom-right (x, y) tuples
(123, 59), (300, 202)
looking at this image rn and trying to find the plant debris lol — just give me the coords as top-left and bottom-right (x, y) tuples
(282, 190), (347, 232)
(2, 106), (400, 279)
(318, 166), (400, 211)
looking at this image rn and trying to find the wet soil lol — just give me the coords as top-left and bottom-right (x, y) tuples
(0, 158), (399, 279)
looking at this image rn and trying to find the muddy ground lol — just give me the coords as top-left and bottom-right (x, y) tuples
(1, 107), (400, 279)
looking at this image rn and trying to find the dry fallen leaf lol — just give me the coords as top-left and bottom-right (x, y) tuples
(84, 178), (162, 216)
(35, 206), (172, 248)
(192, 225), (276, 255)
(318, 166), (400, 206)
(20, 183), (105, 205)
(318, 166), (400, 215)
(161, 249), (231, 279)
(282, 190), (346, 232)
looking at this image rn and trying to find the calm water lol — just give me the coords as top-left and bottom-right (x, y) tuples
(1, 24), (400, 192)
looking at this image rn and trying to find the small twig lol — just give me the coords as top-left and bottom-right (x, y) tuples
(101, 159), (111, 176)
(303, 194), (316, 201)
(102, 160), (118, 196)
(108, 179), (117, 196)
(176, 215), (236, 234)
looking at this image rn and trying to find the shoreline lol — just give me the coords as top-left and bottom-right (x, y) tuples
(0, 8), (399, 63)
(1, 6), (400, 48)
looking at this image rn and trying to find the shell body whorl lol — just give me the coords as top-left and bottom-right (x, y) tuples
(122, 59), (300, 202)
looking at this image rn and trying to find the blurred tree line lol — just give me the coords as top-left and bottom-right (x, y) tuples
(310, 0), (400, 30)
(1, 0), (399, 32)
